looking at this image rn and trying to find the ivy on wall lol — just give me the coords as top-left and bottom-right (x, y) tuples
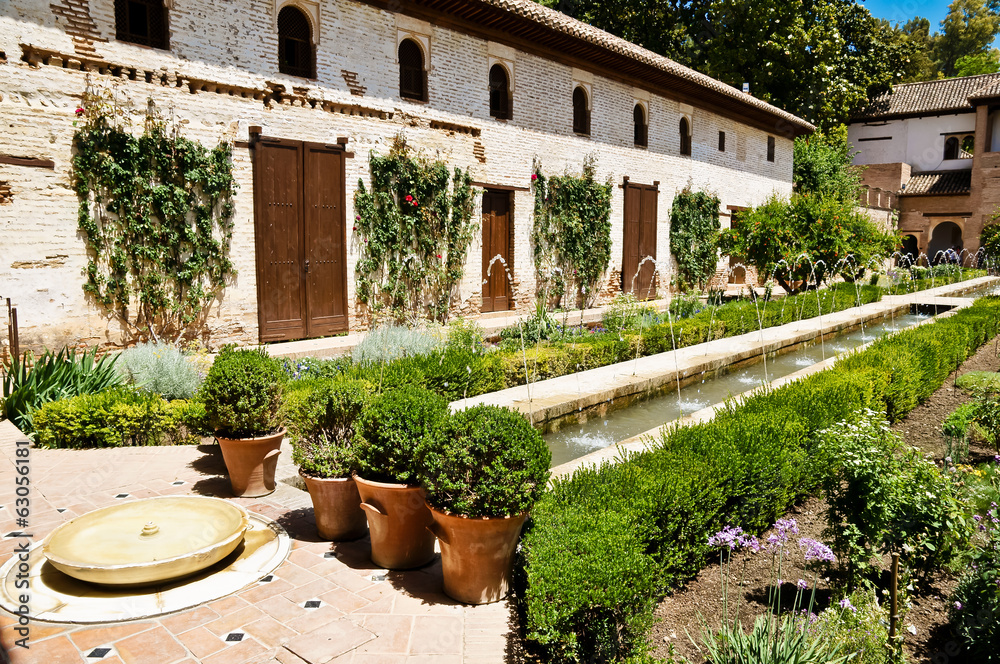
(71, 81), (237, 341)
(669, 188), (721, 291)
(531, 156), (612, 308)
(353, 135), (477, 324)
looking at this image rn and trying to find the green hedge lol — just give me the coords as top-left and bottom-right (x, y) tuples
(32, 387), (206, 448)
(519, 296), (1000, 662)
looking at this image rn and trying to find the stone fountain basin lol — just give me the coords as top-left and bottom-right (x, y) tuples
(42, 496), (250, 586)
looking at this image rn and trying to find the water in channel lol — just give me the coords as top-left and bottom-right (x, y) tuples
(544, 313), (928, 468)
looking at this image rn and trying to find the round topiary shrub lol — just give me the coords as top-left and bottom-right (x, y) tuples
(354, 385), (449, 485)
(287, 379), (372, 479)
(419, 405), (551, 518)
(199, 346), (286, 438)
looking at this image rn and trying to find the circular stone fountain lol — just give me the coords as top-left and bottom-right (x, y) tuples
(0, 496), (292, 624)
(43, 496), (250, 586)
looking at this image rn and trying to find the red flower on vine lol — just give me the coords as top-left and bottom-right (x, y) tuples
(436, 254), (442, 259)
(75, 107), (85, 116)
(352, 226), (357, 231)
(413, 200), (419, 207)
(531, 173), (538, 181)
(405, 195), (413, 202)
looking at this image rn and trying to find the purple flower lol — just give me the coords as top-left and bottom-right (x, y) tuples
(994, 455), (1000, 464)
(799, 538), (836, 563)
(840, 598), (856, 613)
(708, 525), (743, 549)
(797, 579), (808, 590)
(954, 601), (963, 611)
(737, 534), (761, 553)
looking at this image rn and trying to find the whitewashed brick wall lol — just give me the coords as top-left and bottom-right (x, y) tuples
(1, 0), (795, 352)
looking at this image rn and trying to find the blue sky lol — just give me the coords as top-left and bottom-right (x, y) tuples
(863, 0), (1000, 46)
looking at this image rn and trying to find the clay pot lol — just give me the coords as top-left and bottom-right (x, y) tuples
(216, 428), (285, 498)
(354, 476), (435, 569)
(427, 506), (527, 605)
(300, 472), (368, 541)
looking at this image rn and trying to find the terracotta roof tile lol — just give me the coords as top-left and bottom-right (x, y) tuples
(903, 170), (972, 196)
(853, 74), (1000, 120)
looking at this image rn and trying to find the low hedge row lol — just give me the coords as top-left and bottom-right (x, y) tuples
(32, 387), (207, 448)
(519, 296), (1000, 662)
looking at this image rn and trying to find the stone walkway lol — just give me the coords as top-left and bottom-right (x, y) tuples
(0, 422), (511, 664)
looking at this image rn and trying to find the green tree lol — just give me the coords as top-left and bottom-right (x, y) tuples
(955, 49), (1000, 75)
(793, 127), (862, 202)
(898, 17), (941, 82)
(669, 189), (721, 291)
(719, 194), (898, 294)
(935, 0), (1000, 76)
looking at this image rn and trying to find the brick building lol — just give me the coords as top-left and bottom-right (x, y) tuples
(848, 73), (1000, 262)
(1, 0), (812, 350)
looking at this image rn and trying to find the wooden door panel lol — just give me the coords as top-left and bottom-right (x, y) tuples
(638, 186), (658, 300)
(622, 182), (657, 300)
(304, 143), (348, 337)
(622, 184), (641, 295)
(255, 139), (306, 342)
(482, 191), (511, 312)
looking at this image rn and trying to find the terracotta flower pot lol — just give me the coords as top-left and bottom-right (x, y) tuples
(427, 506), (527, 605)
(216, 428), (285, 498)
(354, 475), (435, 570)
(300, 472), (368, 541)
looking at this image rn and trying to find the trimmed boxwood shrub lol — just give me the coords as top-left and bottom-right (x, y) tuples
(419, 405), (551, 518)
(519, 296), (1000, 662)
(354, 385), (449, 485)
(32, 387), (204, 448)
(199, 346), (286, 438)
(286, 378), (372, 479)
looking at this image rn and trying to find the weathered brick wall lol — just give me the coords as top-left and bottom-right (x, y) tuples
(1, 0), (795, 351)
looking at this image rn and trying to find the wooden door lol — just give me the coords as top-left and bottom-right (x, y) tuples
(481, 190), (511, 312)
(254, 138), (349, 342)
(728, 207), (748, 284)
(254, 138), (307, 342)
(303, 143), (348, 337)
(622, 181), (658, 299)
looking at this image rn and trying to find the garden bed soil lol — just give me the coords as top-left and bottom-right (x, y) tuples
(650, 333), (1000, 663)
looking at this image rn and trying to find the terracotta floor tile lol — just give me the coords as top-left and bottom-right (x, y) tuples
(159, 605), (221, 635)
(256, 595), (309, 624)
(328, 569), (375, 594)
(208, 595), (251, 616)
(204, 605), (265, 636)
(201, 637), (267, 664)
(284, 618), (375, 664)
(239, 577), (295, 604)
(1, 621), (70, 648)
(356, 583), (394, 604)
(354, 615), (412, 654)
(318, 588), (369, 614)
(67, 622), (156, 651)
(390, 590), (463, 616)
(243, 615), (297, 648)
(114, 626), (188, 664)
(344, 655), (409, 664)
(405, 657), (461, 664)
(275, 563), (322, 588)
(351, 595), (394, 615)
(287, 549), (324, 569)
(407, 616), (463, 654)
(275, 646), (312, 664)
(6, 635), (82, 664)
(282, 578), (337, 604)
(176, 625), (225, 659)
(285, 605), (346, 635)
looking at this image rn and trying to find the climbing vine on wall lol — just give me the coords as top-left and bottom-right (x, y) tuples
(531, 155), (612, 308)
(669, 188), (722, 291)
(71, 81), (236, 341)
(353, 135), (476, 324)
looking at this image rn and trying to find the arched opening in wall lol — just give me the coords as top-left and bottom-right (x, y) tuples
(961, 134), (975, 157)
(633, 104), (647, 147)
(399, 39), (427, 101)
(489, 64), (511, 120)
(944, 136), (960, 160)
(928, 222), (963, 264)
(115, 0), (169, 49)
(573, 87), (590, 135)
(679, 117), (691, 156)
(277, 5), (314, 78)
(900, 234), (919, 266)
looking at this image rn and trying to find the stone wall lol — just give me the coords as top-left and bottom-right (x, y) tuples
(0, 0), (796, 351)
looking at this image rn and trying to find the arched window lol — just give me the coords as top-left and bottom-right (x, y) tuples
(573, 86), (590, 135)
(115, 0), (169, 49)
(278, 6), (314, 78)
(489, 64), (511, 120)
(961, 134), (975, 157)
(633, 104), (647, 147)
(944, 136), (960, 160)
(679, 117), (691, 156)
(399, 39), (426, 101)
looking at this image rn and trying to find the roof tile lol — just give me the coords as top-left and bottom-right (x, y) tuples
(903, 170), (972, 196)
(854, 74), (1000, 120)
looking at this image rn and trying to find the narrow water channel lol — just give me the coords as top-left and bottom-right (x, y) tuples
(544, 313), (928, 468)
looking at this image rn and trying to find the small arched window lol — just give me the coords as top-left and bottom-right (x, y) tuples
(633, 104), (648, 147)
(573, 86), (590, 135)
(278, 6), (314, 78)
(489, 64), (511, 120)
(399, 39), (426, 101)
(679, 117), (691, 156)
(944, 136), (960, 160)
(115, 0), (169, 49)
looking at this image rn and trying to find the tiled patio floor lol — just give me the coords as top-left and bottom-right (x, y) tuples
(0, 421), (512, 664)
